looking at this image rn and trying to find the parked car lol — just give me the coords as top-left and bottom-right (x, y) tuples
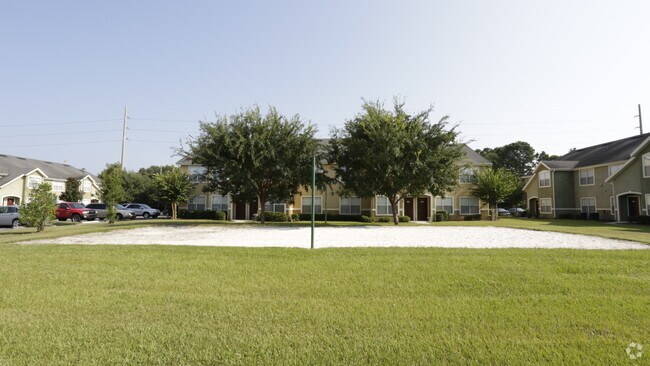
(0, 206), (20, 228)
(508, 208), (525, 217)
(497, 208), (511, 216)
(55, 202), (97, 222)
(85, 203), (136, 221)
(121, 203), (161, 219)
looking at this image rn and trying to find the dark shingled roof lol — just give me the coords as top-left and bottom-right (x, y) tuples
(555, 133), (650, 168)
(0, 154), (96, 187)
(541, 160), (579, 170)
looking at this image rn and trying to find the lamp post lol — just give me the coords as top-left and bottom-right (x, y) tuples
(311, 155), (315, 249)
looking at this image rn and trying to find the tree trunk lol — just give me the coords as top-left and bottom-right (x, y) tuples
(492, 201), (497, 221)
(171, 202), (177, 220)
(259, 192), (266, 224)
(390, 196), (399, 225)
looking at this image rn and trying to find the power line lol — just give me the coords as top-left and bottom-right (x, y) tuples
(466, 128), (634, 137)
(0, 118), (121, 128)
(127, 138), (179, 144)
(2, 140), (120, 148)
(129, 117), (198, 123)
(128, 128), (193, 133)
(11, 129), (122, 138)
(461, 116), (634, 126)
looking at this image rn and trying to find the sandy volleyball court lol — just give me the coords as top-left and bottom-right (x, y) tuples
(23, 225), (649, 250)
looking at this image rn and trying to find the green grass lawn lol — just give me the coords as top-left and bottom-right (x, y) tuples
(0, 246), (648, 365)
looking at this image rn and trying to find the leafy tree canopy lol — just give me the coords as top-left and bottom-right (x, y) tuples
(475, 141), (536, 177)
(330, 98), (463, 225)
(471, 168), (520, 221)
(99, 163), (127, 223)
(21, 182), (57, 232)
(153, 167), (193, 219)
(59, 177), (82, 202)
(188, 105), (324, 223)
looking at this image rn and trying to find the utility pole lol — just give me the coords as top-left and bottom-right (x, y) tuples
(636, 104), (643, 135)
(121, 106), (128, 169)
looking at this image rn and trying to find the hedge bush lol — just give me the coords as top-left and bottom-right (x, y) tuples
(256, 212), (290, 222)
(290, 213), (299, 222)
(296, 214), (364, 222)
(377, 216), (392, 223)
(178, 210), (227, 220)
(463, 214), (483, 221)
(398, 215), (410, 223)
(361, 215), (372, 222)
(434, 211), (449, 222)
(630, 215), (650, 225)
(557, 213), (574, 219)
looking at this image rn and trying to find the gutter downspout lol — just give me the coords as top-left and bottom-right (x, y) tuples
(551, 170), (556, 218)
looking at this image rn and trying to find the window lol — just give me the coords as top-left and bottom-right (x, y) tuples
(340, 197), (361, 215)
(188, 195), (206, 211)
(460, 196), (479, 215)
(459, 167), (475, 183)
(579, 169), (595, 186)
(538, 170), (551, 188)
(82, 181), (91, 192)
(188, 166), (207, 182)
(264, 201), (285, 213)
(610, 196), (616, 212)
(580, 197), (596, 214)
(52, 181), (65, 191)
(540, 198), (552, 213)
(646, 194), (650, 214)
(376, 196), (393, 215)
(644, 153), (650, 178)
(435, 196), (454, 215)
(211, 195), (229, 212)
(607, 164), (624, 177)
(28, 176), (42, 189)
(301, 197), (322, 214)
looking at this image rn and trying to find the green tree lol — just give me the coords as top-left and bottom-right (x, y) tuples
(20, 182), (56, 232)
(59, 177), (82, 202)
(138, 165), (176, 177)
(476, 141), (536, 176)
(330, 99), (463, 225)
(536, 151), (560, 163)
(153, 168), (193, 219)
(99, 163), (127, 223)
(188, 105), (322, 223)
(472, 168), (520, 221)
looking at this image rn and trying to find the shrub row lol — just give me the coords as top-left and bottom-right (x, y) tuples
(463, 214), (483, 221)
(629, 215), (650, 225)
(296, 214), (365, 222)
(557, 213), (601, 220)
(434, 211), (449, 222)
(255, 212), (291, 222)
(178, 210), (227, 220)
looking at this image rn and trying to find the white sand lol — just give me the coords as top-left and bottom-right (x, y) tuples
(23, 225), (649, 250)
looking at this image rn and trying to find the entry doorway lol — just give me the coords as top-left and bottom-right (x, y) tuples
(417, 197), (429, 221)
(404, 197), (414, 220)
(628, 196), (640, 217)
(234, 201), (246, 220)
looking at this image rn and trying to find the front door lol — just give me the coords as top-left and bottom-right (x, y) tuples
(234, 202), (246, 220)
(248, 199), (259, 219)
(628, 196), (640, 217)
(417, 197), (429, 221)
(404, 198), (414, 220)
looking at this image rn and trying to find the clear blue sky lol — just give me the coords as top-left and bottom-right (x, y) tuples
(2, 1), (649, 174)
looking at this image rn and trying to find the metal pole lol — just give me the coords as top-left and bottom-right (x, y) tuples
(311, 155), (315, 249)
(120, 106), (128, 169)
(638, 104), (644, 135)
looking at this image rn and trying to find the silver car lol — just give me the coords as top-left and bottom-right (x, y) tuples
(85, 203), (136, 221)
(121, 203), (161, 219)
(0, 206), (20, 228)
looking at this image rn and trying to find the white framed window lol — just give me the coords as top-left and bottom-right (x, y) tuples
(28, 176), (42, 189)
(643, 153), (650, 178)
(211, 195), (229, 212)
(51, 181), (65, 191)
(459, 196), (479, 215)
(82, 180), (91, 192)
(264, 201), (286, 213)
(610, 196), (616, 212)
(188, 195), (206, 211)
(579, 169), (595, 186)
(645, 194), (650, 214)
(580, 197), (596, 214)
(540, 198), (552, 213)
(538, 170), (551, 188)
(340, 197), (361, 215)
(459, 167), (475, 184)
(376, 195), (393, 215)
(435, 196), (454, 215)
(301, 197), (322, 214)
(188, 166), (207, 183)
(607, 164), (624, 177)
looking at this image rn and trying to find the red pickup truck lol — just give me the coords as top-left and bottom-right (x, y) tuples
(55, 202), (97, 222)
